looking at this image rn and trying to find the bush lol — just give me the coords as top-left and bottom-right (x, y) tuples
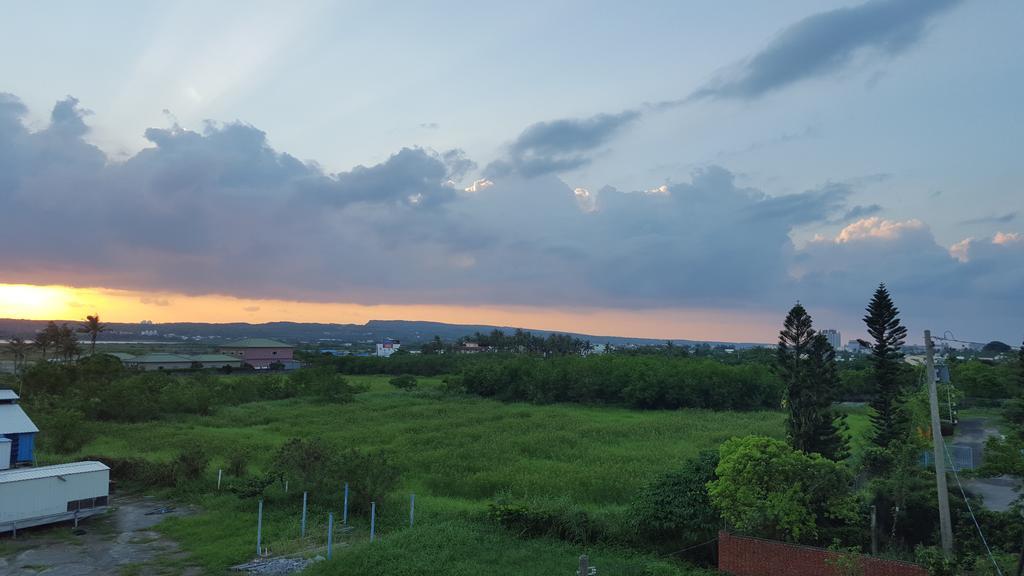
(271, 438), (400, 511)
(389, 374), (418, 390)
(488, 495), (604, 544)
(39, 408), (91, 453)
(173, 448), (210, 485)
(630, 451), (720, 556)
(226, 449), (250, 477)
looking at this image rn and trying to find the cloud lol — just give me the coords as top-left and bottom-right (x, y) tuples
(1, 94), (1021, 339)
(485, 110), (641, 178)
(960, 212), (1017, 225)
(690, 0), (962, 100)
(834, 217), (924, 243)
(830, 204), (883, 224)
(140, 297), (171, 307)
(243, 305), (261, 312)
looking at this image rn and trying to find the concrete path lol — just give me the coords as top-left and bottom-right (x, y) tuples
(0, 496), (202, 576)
(952, 417), (1021, 512)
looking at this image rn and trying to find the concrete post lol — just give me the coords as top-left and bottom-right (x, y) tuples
(370, 501), (376, 542)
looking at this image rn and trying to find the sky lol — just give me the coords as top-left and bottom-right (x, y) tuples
(0, 0), (1022, 344)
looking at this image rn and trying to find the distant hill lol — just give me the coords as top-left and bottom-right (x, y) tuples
(0, 318), (764, 348)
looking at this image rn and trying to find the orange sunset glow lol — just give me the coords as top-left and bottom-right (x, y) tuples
(0, 283), (778, 342)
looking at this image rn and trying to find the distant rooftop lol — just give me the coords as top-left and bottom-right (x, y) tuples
(220, 338), (292, 349)
(188, 354), (240, 362)
(127, 353), (193, 363)
(0, 461), (110, 484)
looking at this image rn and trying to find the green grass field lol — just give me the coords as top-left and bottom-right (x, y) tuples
(43, 375), (784, 575)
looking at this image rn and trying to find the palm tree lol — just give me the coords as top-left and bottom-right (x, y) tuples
(34, 321), (60, 361)
(7, 336), (29, 374)
(79, 314), (107, 355)
(57, 324), (80, 363)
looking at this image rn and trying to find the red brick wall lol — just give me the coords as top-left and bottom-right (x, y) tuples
(718, 532), (927, 576)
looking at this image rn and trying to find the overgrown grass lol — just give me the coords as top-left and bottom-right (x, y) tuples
(40, 375), (784, 574)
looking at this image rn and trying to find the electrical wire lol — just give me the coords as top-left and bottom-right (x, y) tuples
(663, 532), (720, 557)
(941, 437), (1004, 576)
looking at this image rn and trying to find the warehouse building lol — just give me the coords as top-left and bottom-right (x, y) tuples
(0, 390), (37, 467)
(0, 461), (110, 533)
(0, 389), (111, 533)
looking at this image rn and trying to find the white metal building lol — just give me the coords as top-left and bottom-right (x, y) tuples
(0, 461), (110, 533)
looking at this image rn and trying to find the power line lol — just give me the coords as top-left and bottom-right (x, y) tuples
(941, 437), (1004, 576)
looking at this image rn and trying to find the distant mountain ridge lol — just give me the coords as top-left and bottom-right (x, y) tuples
(0, 317), (763, 348)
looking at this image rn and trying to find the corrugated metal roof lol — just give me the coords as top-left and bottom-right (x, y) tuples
(221, 338), (292, 349)
(0, 404), (39, 434)
(189, 354), (241, 362)
(127, 353), (193, 363)
(102, 352), (136, 361)
(0, 390), (18, 401)
(0, 461), (109, 483)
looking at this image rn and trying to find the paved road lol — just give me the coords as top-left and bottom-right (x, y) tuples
(953, 418), (1021, 511)
(0, 496), (202, 576)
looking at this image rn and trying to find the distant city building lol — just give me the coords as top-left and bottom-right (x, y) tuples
(219, 338), (298, 369)
(821, 329), (841, 351)
(376, 338), (401, 357)
(845, 340), (868, 354)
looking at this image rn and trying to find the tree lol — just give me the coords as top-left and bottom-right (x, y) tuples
(707, 436), (857, 545)
(34, 321), (61, 361)
(7, 336), (29, 374)
(56, 323), (80, 363)
(776, 304), (847, 460)
(78, 314), (107, 355)
(861, 284), (909, 448)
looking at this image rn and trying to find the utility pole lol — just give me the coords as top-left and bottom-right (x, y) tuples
(926, 330), (954, 556)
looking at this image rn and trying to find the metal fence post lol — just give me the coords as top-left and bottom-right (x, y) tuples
(256, 499), (263, 556)
(410, 493), (415, 527)
(370, 501), (376, 542)
(218, 469), (223, 490)
(327, 513), (334, 560)
(343, 482), (349, 525)
(301, 491), (308, 538)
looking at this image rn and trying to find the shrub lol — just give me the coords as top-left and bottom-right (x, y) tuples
(630, 450), (720, 556)
(488, 495), (603, 544)
(39, 408), (91, 454)
(173, 448), (211, 484)
(271, 438), (399, 510)
(227, 449), (250, 477)
(389, 374), (418, 390)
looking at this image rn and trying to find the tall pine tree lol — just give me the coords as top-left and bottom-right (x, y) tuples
(777, 303), (848, 460)
(862, 283), (909, 448)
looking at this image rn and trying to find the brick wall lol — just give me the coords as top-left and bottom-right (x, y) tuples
(718, 532), (927, 576)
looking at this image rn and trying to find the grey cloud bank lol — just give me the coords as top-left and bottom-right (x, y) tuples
(0, 93), (1022, 340)
(691, 0), (962, 100)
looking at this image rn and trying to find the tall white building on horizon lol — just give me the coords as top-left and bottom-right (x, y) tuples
(821, 329), (841, 351)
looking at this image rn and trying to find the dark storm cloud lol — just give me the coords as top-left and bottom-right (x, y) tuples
(691, 0), (962, 100)
(0, 93), (1021, 337)
(485, 110), (641, 178)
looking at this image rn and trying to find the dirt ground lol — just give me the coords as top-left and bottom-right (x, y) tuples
(0, 495), (203, 576)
